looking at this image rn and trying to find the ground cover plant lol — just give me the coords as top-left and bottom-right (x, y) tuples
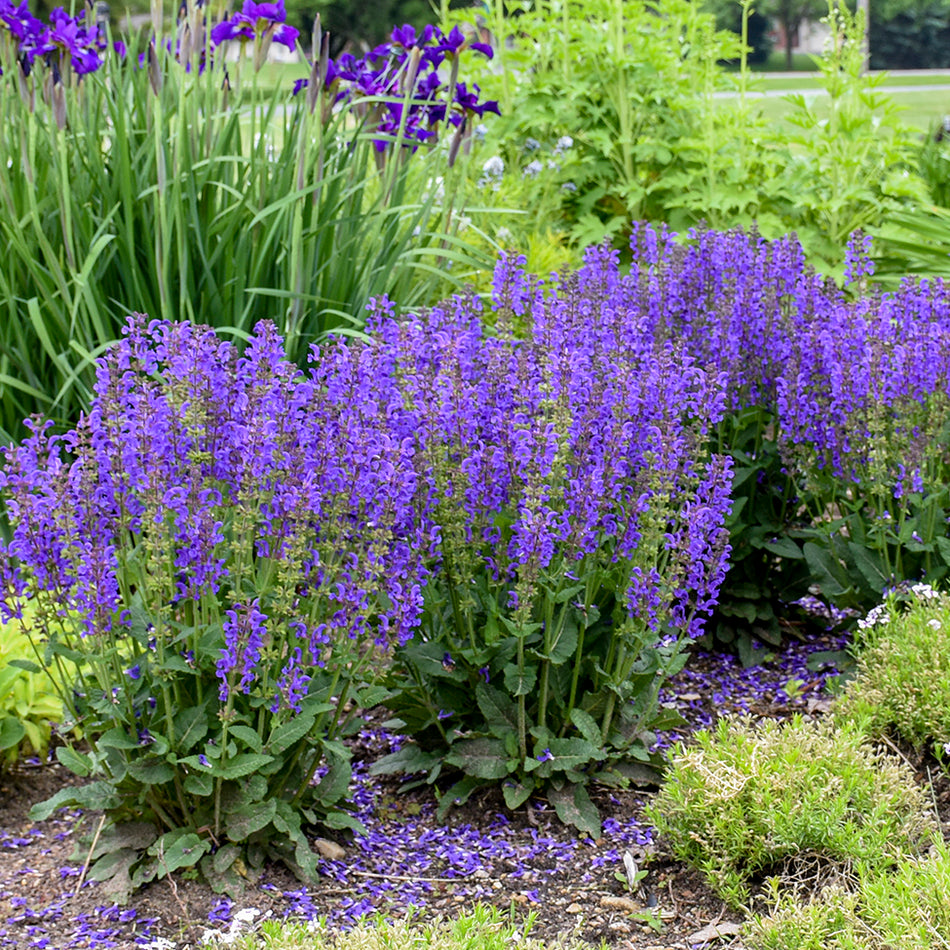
(835, 583), (950, 760)
(0, 1), (499, 441)
(646, 715), (937, 908)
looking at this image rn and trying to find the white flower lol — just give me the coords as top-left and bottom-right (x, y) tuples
(553, 135), (573, 154)
(857, 603), (890, 630)
(911, 582), (939, 601)
(928, 618), (942, 630)
(482, 155), (505, 179)
(234, 908), (261, 924)
(523, 159), (543, 178)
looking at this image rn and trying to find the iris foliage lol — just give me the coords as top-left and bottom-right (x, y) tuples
(0, 1), (497, 442)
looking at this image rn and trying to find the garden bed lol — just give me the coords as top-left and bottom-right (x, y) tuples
(7, 630), (942, 950)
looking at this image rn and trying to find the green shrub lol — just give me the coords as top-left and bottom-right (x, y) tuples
(744, 888), (871, 950)
(835, 584), (950, 760)
(646, 716), (937, 908)
(0, 602), (71, 769)
(746, 841), (950, 950)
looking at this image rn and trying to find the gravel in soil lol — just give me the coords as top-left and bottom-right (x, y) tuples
(1, 632), (945, 950)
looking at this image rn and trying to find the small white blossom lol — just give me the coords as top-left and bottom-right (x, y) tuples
(523, 159), (543, 177)
(911, 582), (939, 601)
(857, 603), (890, 630)
(553, 135), (573, 154)
(928, 618), (942, 630)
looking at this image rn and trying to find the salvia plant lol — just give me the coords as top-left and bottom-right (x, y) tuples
(0, 317), (430, 897)
(371, 247), (735, 835)
(623, 224), (950, 658)
(0, 0), (498, 442)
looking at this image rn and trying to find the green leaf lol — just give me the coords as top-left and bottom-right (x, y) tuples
(476, 683), (519, 737)
(314, 753), (352, 806)
(322, 810), (367, 835)
(446, 737), (510, 780)
(149, 831), (210, 874)
(97, 727), (143, 751)
(30, 782), (121, 821)
(174, 706), (209, 752)
(56, 745), (93, 777)
(6, 658), (41, 674)
(228, 724), (264, 753)
(570, 708), (602, 745)
(503, 662), (537, 697)
(218, 753), (276, 781)
(503, 780), (535, 810)
(763, 536), (804, 559)
(369, 744), (441, 777)
(266, 715), (315, 755)
(542, 618), (579, 665)
(184, 771), (214, 797)
(127, 758), (176, 785)
(846, 542), (887, 595)
(548, 782), (601, 838)
(803, 542), (852, 599)
(435, 775), (484, 819)
(225, 799), (277, 842)
(0, 718), (25, 750)
(212, 842), (241, 875)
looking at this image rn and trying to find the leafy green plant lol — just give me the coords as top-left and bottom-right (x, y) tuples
(705, 406), (813, 664)
(746, 840), (950, 950)
(834, 584), (950, 761)
(647, 716), (937, 908)
(761, 0), (925, 275)
(370, 252), (733, 837)
(444, 0), (742, 247)
(0, 601), (71, 768)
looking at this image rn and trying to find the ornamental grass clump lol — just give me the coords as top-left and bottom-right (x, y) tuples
(0, 316), (429, 898)
(372, 246), (734, 835)
(646, 715), (937, 909)
(835, 583), (950, 761)
(0, 1), (497, 441)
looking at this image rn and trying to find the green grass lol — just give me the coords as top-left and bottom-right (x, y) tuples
(720, 88), (950, 132)
(199, 905), (602, 950)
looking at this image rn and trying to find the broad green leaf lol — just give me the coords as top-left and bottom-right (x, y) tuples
(127, 759), (176, 784)
(217, 753), (276, 780)
(56, 745), (93, 777)
(174, 706), (209, 752)
(446, 737), (510, 780)
(503, 781), (535, 810)
(503, 662), (537, 697)
(183, 771), (214, 797)
(0, 718), (25, 750)
(548, 782), (601, 838)
(228, 724), (263, 753)
(476, 683), (519, 737)
(570, 708), (602, 745)
(149, 831), (210, 874)
(226, 799), (277, 842)
(266, 715), (315, 755)
(30, 781), (121, 820)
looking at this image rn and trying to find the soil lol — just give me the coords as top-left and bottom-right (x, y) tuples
(1, 633), (947, 950)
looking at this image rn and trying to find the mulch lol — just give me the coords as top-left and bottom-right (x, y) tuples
(1, 633), (947, 950)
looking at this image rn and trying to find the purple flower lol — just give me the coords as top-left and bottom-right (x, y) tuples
(125, 664), (141, 680)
